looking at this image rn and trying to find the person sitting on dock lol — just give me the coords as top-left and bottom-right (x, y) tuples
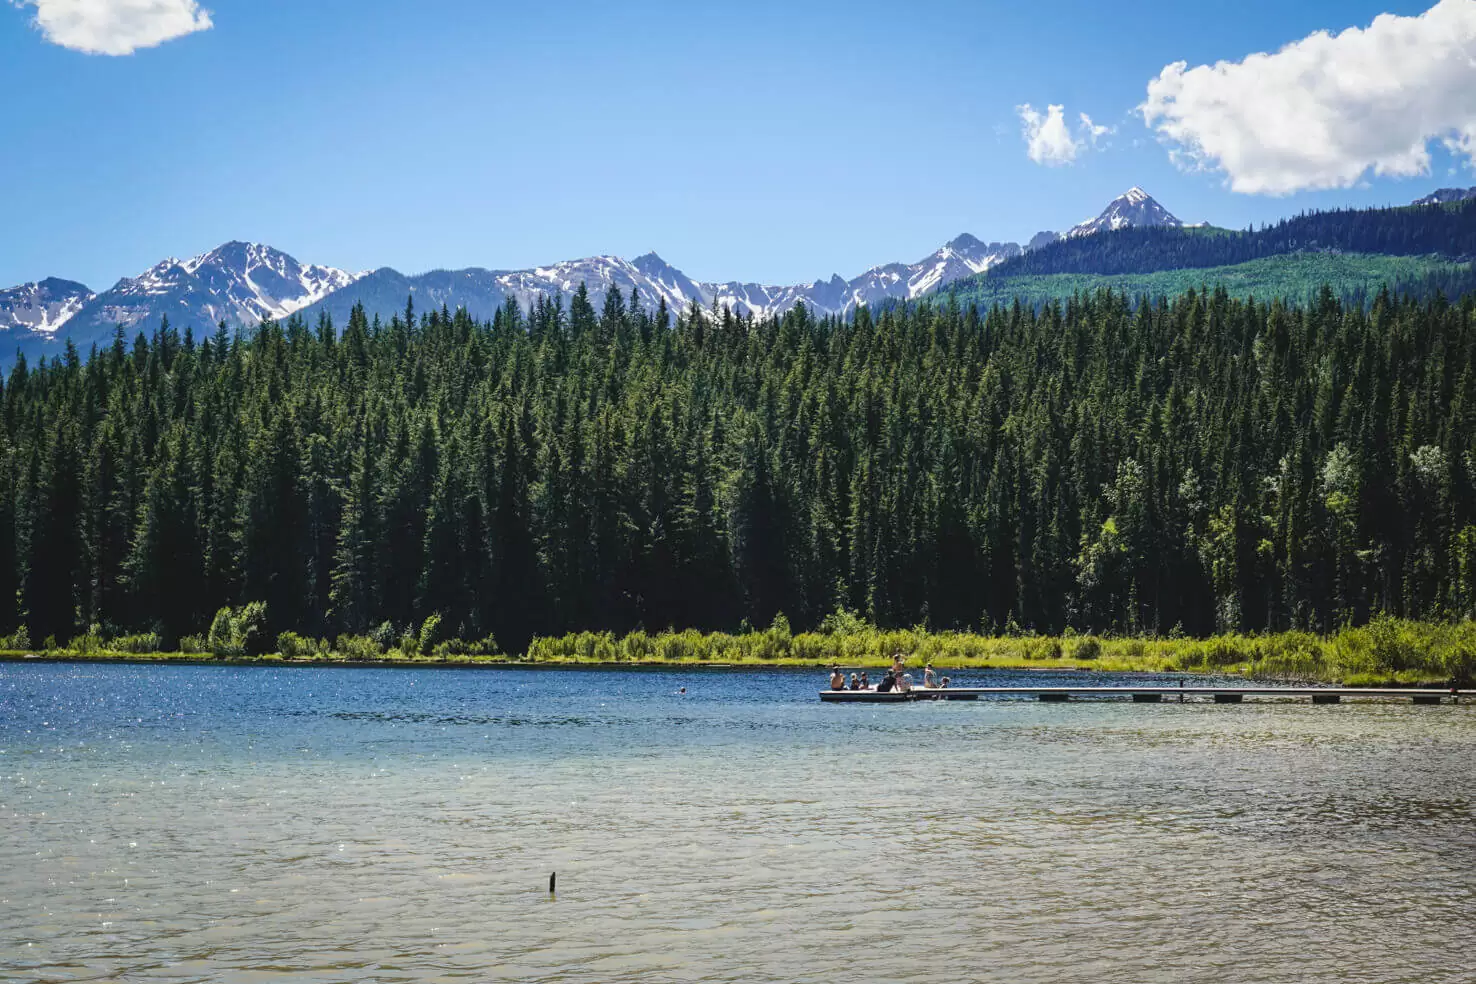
(939, 676), (950, 689)
(829, 667), (846, 691)
(848, 673), (861, 690)
(875, 670), (896, 693)
(858, 671), (870, 690)
(897, 672), (913, 693)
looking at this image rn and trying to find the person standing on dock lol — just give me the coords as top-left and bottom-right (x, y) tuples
(891, 653), (906, 677)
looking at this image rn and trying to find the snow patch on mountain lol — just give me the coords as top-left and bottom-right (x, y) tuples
(58, 242), (362, 351)
(0, 278), (95, 338)
(5, 186), (1191, 365)
(1067, 187), (1182, 238)
(1412, 187), (1476, 206)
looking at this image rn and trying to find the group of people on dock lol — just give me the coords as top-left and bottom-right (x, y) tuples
(828, 654), (949, 693)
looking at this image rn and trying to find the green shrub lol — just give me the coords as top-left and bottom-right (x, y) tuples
(1072, 637), (1102, 661)
(277, 632), (328, 659)
(418, 613), (444, 654)
(208, 607), (240, 656)
(1203, 637), (1246, 667)
(110, 632), (162, 654)
(820, 606), (872, 636)
(178, 634), (207, 654)
(335, 634), (384, 661)
(369, 621), (396, 650)
(68, 624), (105, 654)
(1364, 614), (1420, 673)
(207, 602), (270, 657)
(431, 635), (500, 658)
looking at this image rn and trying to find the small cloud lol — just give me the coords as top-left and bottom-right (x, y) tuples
(13, 0), (212, 56)
(1018, 103), (1109, 167)
(1080, 113), (1114, 148)
(1140, 0), (1476, 195)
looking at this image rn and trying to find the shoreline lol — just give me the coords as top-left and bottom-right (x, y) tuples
(0, 649), (1453, 687)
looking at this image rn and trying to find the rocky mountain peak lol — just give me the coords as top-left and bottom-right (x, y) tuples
(1067, 187), (1182, 238)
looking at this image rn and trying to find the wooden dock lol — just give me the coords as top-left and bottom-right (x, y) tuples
(819, 686), (1468, 704)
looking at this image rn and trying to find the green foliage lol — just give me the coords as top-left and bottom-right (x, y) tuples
(110, 632), (162, 654)
(978, 200), (1476, 279)
(369, 622), (396, 651)
(819, 606), (873, 636)
(207, 602), (270, 658)
(67, 624), (105, 654)
(525, 619), (1469, 684)
(1072, 637), (1102, 661)
(418, 613), (444, 654)
(947, 254), (1471, 313)
(178, 635), (207, 655)
(276, 631), (330, 659)
(431, 635), (500, 658)
(334, 634), (384, 661)
(2, 275), (1476, 651)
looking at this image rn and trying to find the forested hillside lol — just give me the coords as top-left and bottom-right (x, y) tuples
(978, 199), (1476, 279)
(943, 253), (1476, 314)
(7, 283), (1476, 653)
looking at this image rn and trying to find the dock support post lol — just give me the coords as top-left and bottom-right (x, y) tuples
(1213, 693), (1243, 704)
(1038, 693), (1070, 702)
(1132, 693), (1162, 703)
(1412, 695), (1442, 705)
(1311, 694), (1341, 705)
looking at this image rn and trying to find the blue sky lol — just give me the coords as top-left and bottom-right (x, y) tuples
(1, 0), (1468, 290)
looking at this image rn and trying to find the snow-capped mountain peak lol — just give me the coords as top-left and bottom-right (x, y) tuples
(1412, 187), (1476, 206)
(43, 243), (362, 349)
(12, 206), (1191, 366)
(1068, 187), (1182, 238)
(0, 277), (95, 339)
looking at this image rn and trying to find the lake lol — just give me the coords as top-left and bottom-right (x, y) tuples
(3, 662), (1474, 983)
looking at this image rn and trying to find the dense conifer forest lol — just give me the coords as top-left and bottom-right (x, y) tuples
(981, 199), (1476, 279)
(5, 282), (1476, 654)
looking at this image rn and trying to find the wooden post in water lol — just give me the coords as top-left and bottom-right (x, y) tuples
(549, 872), (556, 895)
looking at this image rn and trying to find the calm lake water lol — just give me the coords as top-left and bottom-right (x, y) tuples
(3, 662), (1474, 983)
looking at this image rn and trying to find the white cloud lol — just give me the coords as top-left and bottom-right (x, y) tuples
(14, 0), (212, 56)
(1141, 0), (1476, 195)
(1017, 104), (1112, 166)
(1079, 113), (1112, 147)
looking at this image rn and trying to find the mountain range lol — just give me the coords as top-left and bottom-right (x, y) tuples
(1412, 187), (1476, 206)
(0, 188), (1189, 364)
(3, 184), (1462, 366)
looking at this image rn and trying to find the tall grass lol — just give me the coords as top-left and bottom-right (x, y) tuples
(3, 613), (1470, 685)
(524, 615), (1474, 685)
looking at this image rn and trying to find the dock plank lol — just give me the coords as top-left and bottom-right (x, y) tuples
(819, 686), (1467, 704)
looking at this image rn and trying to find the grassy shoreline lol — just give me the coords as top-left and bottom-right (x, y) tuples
(4, 616), (1471, 686)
